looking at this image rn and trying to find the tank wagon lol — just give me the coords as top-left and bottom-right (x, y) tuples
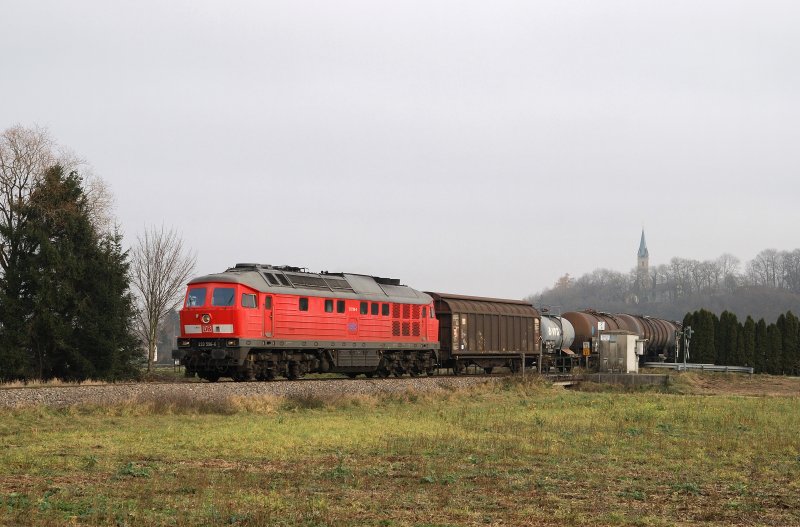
(563, 310), (681, 362)
(427, 293), (541, 374)
(175, 264), (439, 381)
(540, 314), (578, 371)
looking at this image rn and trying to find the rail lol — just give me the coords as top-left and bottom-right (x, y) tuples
(643, 362), (754, 374)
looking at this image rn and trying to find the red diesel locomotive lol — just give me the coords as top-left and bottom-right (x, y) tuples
(175, 264), (440, 381)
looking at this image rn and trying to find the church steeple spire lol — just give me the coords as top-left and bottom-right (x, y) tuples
(635, 229), (651, 298)
(638, 229), (649, 259)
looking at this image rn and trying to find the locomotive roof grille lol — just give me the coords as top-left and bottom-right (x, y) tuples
(286, 273), (329, 290)
(324, 277), (355, 292)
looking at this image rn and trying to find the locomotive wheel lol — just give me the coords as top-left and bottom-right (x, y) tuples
(204, 373), (221, 383)
(346, 373), (358, 379)
(365, 372), (375, 378)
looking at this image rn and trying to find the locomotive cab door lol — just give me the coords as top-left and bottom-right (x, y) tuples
(264, 295), (274, 337)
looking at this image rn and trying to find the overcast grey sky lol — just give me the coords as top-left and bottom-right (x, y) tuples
(2, 1), (799, 298)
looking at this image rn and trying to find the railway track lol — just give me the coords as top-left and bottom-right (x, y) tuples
(0, 373), (510, 409)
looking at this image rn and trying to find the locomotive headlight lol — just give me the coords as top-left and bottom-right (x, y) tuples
(201, 314), (211, 324)
(226, 339), (239, 347)
(178, 339), (191, 347)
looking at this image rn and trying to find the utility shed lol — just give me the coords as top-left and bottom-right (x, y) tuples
(597, 330), (642, 373)
(427, 292), (541, 363)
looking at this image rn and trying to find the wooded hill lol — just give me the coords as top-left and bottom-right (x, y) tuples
(528, 249), (800, 323)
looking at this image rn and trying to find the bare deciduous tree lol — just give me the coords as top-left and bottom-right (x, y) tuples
(0, 124), (114, 272)
(131, 226), (196, 372)
(82, 171), (116, 235)
(0, 125), (58, 273)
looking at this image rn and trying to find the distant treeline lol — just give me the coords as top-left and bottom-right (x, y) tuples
(529, 249), (800, 322)
(683, 310), (799, 374)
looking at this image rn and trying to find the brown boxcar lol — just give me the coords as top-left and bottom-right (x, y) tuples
(427, 292), (540, 374)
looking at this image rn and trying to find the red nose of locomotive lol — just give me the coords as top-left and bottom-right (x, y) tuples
(179, 283), (238, 338)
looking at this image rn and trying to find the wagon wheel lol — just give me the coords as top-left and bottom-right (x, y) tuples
(483, 367), (494, 375)
(287, 362), (302, 380)
(452, 360), (465, 376)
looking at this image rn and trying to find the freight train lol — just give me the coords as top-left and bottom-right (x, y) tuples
(173, 263), (680, 381)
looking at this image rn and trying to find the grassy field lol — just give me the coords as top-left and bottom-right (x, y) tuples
(0, 375), (798, 526)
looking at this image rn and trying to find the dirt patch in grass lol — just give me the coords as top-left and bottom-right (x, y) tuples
(674, 372), (800, 397)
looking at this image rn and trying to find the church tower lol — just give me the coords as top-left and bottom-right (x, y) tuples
(637, 229), (649, 273)
(635, 229), (650, 299)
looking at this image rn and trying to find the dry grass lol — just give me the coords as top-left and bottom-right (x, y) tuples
(0, 378), (111, 389)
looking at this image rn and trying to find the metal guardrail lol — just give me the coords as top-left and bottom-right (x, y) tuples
(643, 362), (754, 374)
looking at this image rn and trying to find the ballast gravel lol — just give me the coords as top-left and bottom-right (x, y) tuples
(0, 376), (501, 409)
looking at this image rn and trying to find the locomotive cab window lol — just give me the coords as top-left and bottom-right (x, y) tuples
(241, 293), (257, 308)
(360, 302), (368, 315)
(422, 307), (427, 318)
(337, 300), (345, 313)
(186, 288), (207, 307)
(382, 304), (389, 316)
(371, 303), (379, 315)
(299, 297), (309, 311)
(325, 299), (334, 313)
(212, 287), (235, 307)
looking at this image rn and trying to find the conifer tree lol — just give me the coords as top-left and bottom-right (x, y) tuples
(766, 324), (783, 375)
(716, 311), (739, 365)
(21, 166), (139, 380)
(692, 309), (718, 364)
(754, 319), (768, 373)
(777, 312), (798, 375)
(742, 317), (756, 368)
(735, 331), (745, 367)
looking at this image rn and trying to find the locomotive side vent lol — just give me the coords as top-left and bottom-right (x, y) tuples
(392, 304), (401, 318)
(403, 305), (411, 319)
(412, 323), (420, 336)
(392, 321), (401, 336)
(412, 305), (421, 319)
(402, 322), (410, 336)
(275, 274), (292, 287)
